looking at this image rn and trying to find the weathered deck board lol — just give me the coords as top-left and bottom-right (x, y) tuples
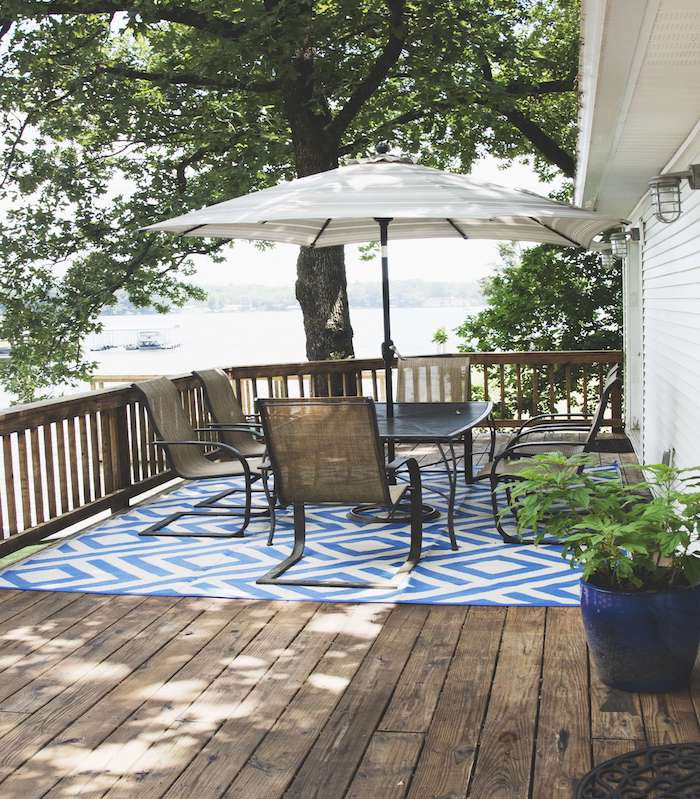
(468, 607), (546, 799)
(0, 591), (696, 798)
(532, 608), (591, 798)
(0, 451), (697, 798)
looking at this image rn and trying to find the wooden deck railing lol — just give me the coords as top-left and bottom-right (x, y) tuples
(1, 350), (621, 556)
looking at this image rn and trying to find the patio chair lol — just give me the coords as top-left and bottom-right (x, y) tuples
(498, 363), (621, 454)
(395, 350), (496, 483)
(133, 377), (261, 538)
(255, 397), (424, 589)
(193, 368), (272, 517)
(488, 367), (622, 543)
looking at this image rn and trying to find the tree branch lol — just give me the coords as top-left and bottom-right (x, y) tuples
(337, 107), (425, 156)
(11, 1), (247, 40)
(328, 0), (408, 138)
(97, 64), (278, 93)
(0, 19), (12, 42)
(500, 106), (575, 177)
(505, 77), (576, 96)
(478, 54), (575, 177)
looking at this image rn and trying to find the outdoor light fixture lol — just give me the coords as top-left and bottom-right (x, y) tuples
(608, 227), (640, 259)
(600, 250), (617, 269)
(610, 232), (629, 258)
(648, 164), (700, 223)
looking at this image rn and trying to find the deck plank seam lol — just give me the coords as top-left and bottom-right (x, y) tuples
(462, 606), (508, 799)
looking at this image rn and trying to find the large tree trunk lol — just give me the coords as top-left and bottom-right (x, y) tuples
(295, 244), (354, 360)
(292, 140), (355, 363)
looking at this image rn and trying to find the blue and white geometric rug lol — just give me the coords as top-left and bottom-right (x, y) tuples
(0, 467), (616, 606)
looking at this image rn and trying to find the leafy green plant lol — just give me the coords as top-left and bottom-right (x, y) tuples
(505, 453), (700, 591)
(432, 327), (448, 346)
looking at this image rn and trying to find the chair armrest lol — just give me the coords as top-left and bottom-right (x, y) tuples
(516, 413), (588, 433)
(492, 440), (585, 476)
(512, 424), (589, 440)
(386, 456), (411, 472)
(195, 424), (264, 440)
(151, 439), (251, 479)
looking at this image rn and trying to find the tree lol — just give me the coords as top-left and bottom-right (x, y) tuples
(456, 243), (622, 352)
(0, 0), (580, 401)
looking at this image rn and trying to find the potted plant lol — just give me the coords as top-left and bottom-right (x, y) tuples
(505, 453), (700, 692)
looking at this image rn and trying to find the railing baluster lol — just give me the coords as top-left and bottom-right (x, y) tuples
(18, 430), (32, 530)
(31, 427), (45, 524)
(499, 365), (506, 418)
(101, 411), (115, 495)
(138, 404), (151, 479)
(56, 420), (69, 513)
(89, 412), (102, 499)
(565, 366), (572, 417)
(532, 367), (539, 415)
(515, 364), (523, 419)
(78, 415), (91, 502)
(128, 403), (141, 483)
(68, 418), (81, 509)
(548, 365), (556, 413)
(43, 424), (57, 518)
(582, 367), (589, 416)
(2, 434), (18, 536)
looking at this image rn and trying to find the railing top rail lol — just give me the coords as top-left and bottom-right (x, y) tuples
(0, 349), (623, 432)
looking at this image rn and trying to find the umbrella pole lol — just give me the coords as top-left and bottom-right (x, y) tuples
(376, 217), (394, 417)
(376, 216), (395, 465)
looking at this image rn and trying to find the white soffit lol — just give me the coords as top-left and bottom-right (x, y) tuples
(576, 0), (700, 216)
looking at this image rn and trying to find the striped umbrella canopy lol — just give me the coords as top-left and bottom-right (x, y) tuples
(146, 149), (621, 414)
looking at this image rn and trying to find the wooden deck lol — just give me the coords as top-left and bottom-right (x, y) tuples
(0, 451), (694, 799)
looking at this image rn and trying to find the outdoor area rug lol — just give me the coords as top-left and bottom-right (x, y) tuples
(0, 466), (617, 606)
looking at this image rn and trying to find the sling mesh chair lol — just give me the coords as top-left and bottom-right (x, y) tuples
(134, 377), (261, 538)
(392, 351), (496, 549)
(255, 397), (424, 589)
(395, 352), (497, 474)
(193, 368), (272, 517)
(488, 367), (622, 544)
(497, 364), (621, 455)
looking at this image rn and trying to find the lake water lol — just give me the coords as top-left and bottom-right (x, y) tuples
(0, 306), (480, 407)
(87, 306), (480, 378)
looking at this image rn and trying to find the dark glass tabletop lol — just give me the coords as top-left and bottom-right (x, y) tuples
(374, 401), (493, 443)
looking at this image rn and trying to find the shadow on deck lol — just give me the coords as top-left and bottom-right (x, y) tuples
(0, 447), (690, 799)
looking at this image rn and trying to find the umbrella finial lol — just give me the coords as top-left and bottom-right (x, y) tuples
(375, 141), (391, 155)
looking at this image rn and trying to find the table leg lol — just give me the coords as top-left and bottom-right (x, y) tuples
(438, 444), (459, 550)
(464, 428), (474, 483)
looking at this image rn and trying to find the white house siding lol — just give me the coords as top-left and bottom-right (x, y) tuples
(631, 155), (700, 467)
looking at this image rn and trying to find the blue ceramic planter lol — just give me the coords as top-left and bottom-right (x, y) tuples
(581, 579), (700, 692)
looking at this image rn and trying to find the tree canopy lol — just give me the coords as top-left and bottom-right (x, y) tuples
(456, 243), (623, 352)
(1, 0), (580, 401)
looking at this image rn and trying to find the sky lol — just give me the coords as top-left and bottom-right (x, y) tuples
(190, 156), (564, 287)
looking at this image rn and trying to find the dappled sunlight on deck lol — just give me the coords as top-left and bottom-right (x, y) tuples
(0, 452), (695, 798)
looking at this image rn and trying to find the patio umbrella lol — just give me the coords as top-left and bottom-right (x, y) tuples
(145, 147), (621, 415)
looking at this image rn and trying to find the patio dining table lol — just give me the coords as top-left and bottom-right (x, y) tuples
(353, 400), (495, 549)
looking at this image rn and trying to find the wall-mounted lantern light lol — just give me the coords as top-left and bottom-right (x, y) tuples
(600, 250), (617, 269)
(610, 232), (628, 259)
(608, 227), (640, 259)
(648, 164), (700, 223)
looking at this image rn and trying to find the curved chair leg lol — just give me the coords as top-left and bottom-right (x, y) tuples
(490, 475), (520, 544)
(263, 469), (277, 546)
(398, 458), (423, 574)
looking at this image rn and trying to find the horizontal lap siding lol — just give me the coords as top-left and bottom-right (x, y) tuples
(640, 159), (700, 467)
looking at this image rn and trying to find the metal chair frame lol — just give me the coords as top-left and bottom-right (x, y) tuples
(255, 397), (424, 589)
(193, 369), (272, 518)
(489, 366), (622, 544)
(134, 378), (258, 538)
